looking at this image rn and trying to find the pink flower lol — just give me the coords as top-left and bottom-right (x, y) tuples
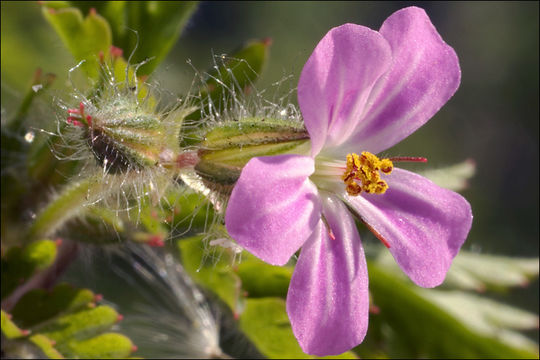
(225, 7), (472, 356)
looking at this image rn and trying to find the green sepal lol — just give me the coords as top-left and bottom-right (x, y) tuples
(201, 117), (308, 149)
(194, 118), (309, 192)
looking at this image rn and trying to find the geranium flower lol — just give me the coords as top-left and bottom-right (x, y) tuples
(225, 6), (472, 356)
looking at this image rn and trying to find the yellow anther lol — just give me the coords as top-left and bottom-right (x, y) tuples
(342, 151), (393, 196)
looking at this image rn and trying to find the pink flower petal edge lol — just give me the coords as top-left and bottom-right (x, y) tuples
(344, 168), (473, 288)
(342, 6), (461, 155)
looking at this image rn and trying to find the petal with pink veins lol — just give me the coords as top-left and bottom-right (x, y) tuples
(225, 154), (321, 266)
(287, 195), (369, 356)
(344, 168), (472, 288)
(298, 23), (392, 157)
(342, 6), (461, 155)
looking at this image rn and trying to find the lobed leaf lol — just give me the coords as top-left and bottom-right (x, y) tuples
(42, 5), (112, 79)
(367, 261), (538, 358)
(417, 158), (476, 192)
(68, 1), (199, 75)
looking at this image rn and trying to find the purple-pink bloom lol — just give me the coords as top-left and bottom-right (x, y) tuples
(225, 7), (472, 356)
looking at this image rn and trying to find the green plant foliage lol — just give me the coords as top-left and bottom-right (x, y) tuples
(236, 254), (293, 298)
(27, 176), (106, 241)
(203, 39), (272, 98)
(422, 290), (539, 352)
(376, 249), (540, 292)
(448, 252), (540, 291)
(1, 310), (28, 339)
(182, 38), (272, 147)
(1, 239), (58, 299)
(61, 332), (135, 359)
(1, 284), (136, 359)
(366, 262), (538, 359)
(11, 283), (95, 328)
(178, 235), (242, 312)
(62, 1), (198, 75)
(42, 5), (112, 79)
(417, 159), (476, 191)
(239, 298), (358, 359)
(179, 235), (539, 359)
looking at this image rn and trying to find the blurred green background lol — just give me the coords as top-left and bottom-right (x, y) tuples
(1, 0), (538, 318)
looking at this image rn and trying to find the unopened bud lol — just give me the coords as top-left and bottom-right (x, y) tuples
(193, 118), (310, 195)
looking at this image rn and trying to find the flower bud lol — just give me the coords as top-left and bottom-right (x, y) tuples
(192, 118), (310, 195)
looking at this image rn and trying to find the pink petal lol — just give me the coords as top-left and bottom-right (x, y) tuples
(298, 23), (393, 157)
(225, 154), (321, 266)
(342, 6), (461, 155)
(287, 195), (369, 356)
(344, 168), (472, 288)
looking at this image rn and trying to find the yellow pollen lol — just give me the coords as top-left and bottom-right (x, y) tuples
(341, 151), (393, 196)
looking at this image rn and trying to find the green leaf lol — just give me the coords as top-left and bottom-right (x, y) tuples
(367, 261), (538, 358)
(28, 334), (64, 359)
(1, 310), (29, 339)
(42, 5), (112, 79)
(5, 68), (56, 132)
(68, 1), (198, 76)
(1, 239), (58, 299)
(376, 249), (539, 292)
(417, 158), (476, 192)
(60, 332), (135, 358)
(239, 298), (357, 359)
(236, 252), (293, 298)
(38, 305), (120, 343)
(2, 282), (137, 359)
(448, 252), (539, 291)
(27, 176), (106, 241)
(165, 191), (216, 235)
(182, 38), (272, 137)
(178, 235), (242, 312)
(204, 38), (271, 97)
(422, 290), (539, 353)
(11, 283), (95, 328)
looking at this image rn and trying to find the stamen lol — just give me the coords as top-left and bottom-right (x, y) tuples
(362, 220), (391, 248)
(389, 156), (427, 163)
(341, 151), (393, 196)
(341, 152), (428, 196)
(328, 229), (336, 241)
